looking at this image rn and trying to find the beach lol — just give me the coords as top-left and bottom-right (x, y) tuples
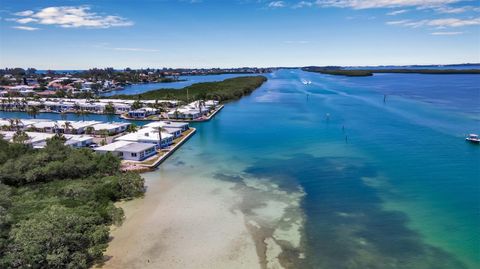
(102, 149), (306, 269)
(103, 171), (260, 269)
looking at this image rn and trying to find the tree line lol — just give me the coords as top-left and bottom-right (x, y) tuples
(110, 75), (268, 102)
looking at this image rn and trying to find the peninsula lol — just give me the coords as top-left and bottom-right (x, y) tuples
(302, 66), (480, 77)
(110, 76), (268, 102)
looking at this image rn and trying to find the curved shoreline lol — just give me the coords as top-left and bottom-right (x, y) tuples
(101, 164), (306, 269)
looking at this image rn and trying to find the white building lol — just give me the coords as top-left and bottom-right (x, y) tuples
(91, 122), (130, 135)
(128, 107), (158, 118)
(115, 127), (174, 148)
(94, 141), (157, 161)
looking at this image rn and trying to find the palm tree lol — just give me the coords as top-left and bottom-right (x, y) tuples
(21, 98), (28, 110)
(64, 121), (73, 134)
(53, 123), (60, 134)
(126, 124), (138, 133)
(60, 111), (67, 121)
(85, 126), (94, 135)
(9, 118), (22, 131)
(6, 97), (12, 111)
(27, 105), (40, 119)
(12, 130), (29, 144)
(156, 126), (166, 150)
(8, 119), (15, 131)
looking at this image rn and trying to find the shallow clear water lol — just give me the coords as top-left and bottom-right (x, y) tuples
(2, 69), (479, 268)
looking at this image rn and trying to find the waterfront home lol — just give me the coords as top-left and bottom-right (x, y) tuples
(79, 102), (106, 113)
(144, 121), (190, 131)
(167, 108), (202, 120)
(128, 108), (158, 118)
(144, 121), (189, 137)
(0, 131), (94, 149)
(90, 122), (131, 135)
(94, 140), (157, 161)
(63, 135), (94, 148)
(31, 120), (100, 134)
(57, 120), (100, 134)
(113, 103), (131, 114)
(115, 127), (174, 148)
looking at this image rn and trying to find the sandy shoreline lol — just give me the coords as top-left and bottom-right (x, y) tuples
(101, 162), (305, 269)
(102, 170), (261, 269)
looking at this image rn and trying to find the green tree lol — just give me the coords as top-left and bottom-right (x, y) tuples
(12, 130), (29, 144)
(5, 205), (108, 269)
(104, 102), (115, 114)
(126, 123), (138, 133)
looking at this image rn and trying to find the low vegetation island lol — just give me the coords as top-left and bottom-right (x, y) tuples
(302, 66), (480, 77)
(110, 75), (268, 102)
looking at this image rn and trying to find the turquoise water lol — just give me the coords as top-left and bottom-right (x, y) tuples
(184, 69), (480, 268)
(2, 69), (479, 268)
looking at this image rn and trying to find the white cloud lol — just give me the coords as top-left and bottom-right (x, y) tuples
(387, 9), (408, 15)
(387, 17), (480, 28)
(430, 31), (463, 35)
(10, 6), (133, 29)
(14, 10), (34, 16)
(268, 1), (286, 8)
(12, 26), (39, 31)
(293, 1), (314, 8)
(435, 6), (480, 14)
(386, 19), (411, 25)
(427, 17), (480, 27)
(15, 17), (38, 24)
(315, 0), (462, 9)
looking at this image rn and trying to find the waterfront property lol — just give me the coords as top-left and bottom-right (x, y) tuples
(166, 100), (219, 120)
(0, 97), (177, 115)
(127, 107), (158, 118)
(0, 130), (93, 148)
(94, 141), (157, 161)
(90, 122), (131, 135)
(30, 120), (101, 134)
(142, 121), (184, 138)
(115, 127), (174, 148)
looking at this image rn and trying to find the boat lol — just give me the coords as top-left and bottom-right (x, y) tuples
(301, 79), (312, 85)
(465, 134), (480, 144)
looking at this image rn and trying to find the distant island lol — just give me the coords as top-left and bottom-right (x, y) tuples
(302, 66), (480, 77)
(110, 76), (268, 102)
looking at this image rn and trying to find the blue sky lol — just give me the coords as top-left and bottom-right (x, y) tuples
(0, 0), (479, 69)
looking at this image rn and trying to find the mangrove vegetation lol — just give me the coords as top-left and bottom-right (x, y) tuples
(0, 135), (144, 269)
(302, 66), (480, 77)
(110, 76), (268, 102)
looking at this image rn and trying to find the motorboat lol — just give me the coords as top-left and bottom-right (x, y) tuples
(465, 134), (480, 144)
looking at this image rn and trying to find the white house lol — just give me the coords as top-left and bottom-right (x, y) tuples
(128, 108), (158, 118)
(94, 141), (157, 161)
(90, 122), (130, 135)
(145, 121), (189, 132)
(114, 127), (174, 148)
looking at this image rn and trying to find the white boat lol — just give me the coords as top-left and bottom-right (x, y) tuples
(301, 79), (312, 85)
(465, 134), (480, 144)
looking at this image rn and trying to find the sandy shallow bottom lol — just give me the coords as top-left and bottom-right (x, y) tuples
(102, 171), (261, 269)
(101, 151), (306, 269)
